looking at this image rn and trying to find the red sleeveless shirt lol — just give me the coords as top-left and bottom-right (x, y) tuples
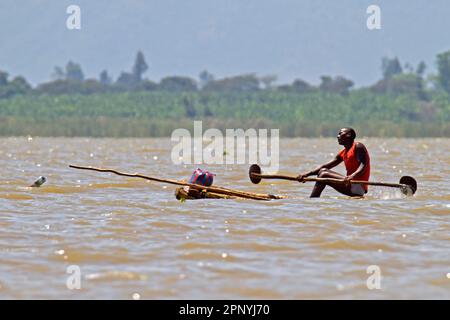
(338, 142), (370, 192)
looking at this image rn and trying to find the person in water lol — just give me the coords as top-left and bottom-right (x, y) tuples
(297, 127), (370, 197)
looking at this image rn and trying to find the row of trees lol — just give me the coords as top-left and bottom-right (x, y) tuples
(1, 50), (450, 100)
(0, 71), (31, 99)
(1, 89), (448, 136)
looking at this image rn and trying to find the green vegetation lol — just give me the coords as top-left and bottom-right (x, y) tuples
(1, 52), (449, 137)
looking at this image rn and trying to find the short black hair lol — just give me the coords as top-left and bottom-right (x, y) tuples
(343, 127), (356, 140)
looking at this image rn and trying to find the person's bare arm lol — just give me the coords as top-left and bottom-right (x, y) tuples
(297, 155), (343, 181)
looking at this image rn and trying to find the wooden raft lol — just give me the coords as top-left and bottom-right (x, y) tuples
(68, 164), (285, 201)
(175, 185), (285, 201)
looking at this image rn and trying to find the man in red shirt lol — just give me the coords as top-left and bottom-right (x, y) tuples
(297, 128), (371, 197)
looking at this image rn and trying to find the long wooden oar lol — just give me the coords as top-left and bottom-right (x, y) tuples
(249, 164), (417, 195)
(69, 164), (285, 201)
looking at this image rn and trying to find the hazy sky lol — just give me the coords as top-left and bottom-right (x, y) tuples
(1, 0), (449, 86)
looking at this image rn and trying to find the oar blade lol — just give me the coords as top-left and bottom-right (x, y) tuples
(399, 176), (417, 195)
(249, 164), (262, 184)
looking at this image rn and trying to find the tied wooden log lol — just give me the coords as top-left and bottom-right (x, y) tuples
(175, 187), (237, 200)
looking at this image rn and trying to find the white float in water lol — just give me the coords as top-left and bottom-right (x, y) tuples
(30, 176), (46, 187)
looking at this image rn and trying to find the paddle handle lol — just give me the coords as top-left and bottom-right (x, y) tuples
(254, 174), (298, 181)
(305, 177), (405, 188)
(252, 173), (406, 189)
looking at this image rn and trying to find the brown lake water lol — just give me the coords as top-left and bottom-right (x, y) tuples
(0, 137), (449, 299)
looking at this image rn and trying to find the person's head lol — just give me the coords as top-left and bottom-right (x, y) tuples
(337, 127), (356, 145)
